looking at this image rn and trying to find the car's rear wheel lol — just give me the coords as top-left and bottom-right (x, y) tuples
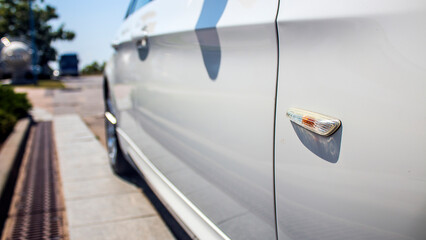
(105, 96), (133, 175)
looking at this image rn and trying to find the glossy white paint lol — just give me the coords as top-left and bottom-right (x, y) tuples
(117, 127), (231, 240)
(106, 0), (280, 239)
(275, 1), (426, 239)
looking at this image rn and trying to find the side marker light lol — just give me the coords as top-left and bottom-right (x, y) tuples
(286, 108), (341, 136)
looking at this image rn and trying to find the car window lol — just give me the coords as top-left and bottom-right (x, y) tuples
(125, 0), (151, 19)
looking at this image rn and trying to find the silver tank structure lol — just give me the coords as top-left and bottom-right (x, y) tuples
(1, 39), (32, 83)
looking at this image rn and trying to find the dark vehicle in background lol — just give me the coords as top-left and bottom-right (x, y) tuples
(59, 53), (79, 76)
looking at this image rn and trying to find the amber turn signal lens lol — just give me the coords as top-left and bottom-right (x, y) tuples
(286, 108), (341, 136)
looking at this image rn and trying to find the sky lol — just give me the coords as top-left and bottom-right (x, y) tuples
(44, 0), (130, 68)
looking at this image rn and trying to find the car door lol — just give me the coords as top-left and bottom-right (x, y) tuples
(110, 0), (280, 239)
(274, 0), (426, 239)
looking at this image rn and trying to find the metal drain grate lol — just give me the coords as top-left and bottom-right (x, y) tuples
(2, 121), (67, 240)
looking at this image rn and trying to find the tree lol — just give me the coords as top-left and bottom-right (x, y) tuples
(81, 61), (105, 75)
(0, 0), (75, 70)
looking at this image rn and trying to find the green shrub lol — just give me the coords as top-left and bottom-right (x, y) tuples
(0, 109), (17, 142)
(0, 86), (32, 119)
(0, 86), (31, 142)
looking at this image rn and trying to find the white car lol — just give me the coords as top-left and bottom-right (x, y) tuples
(104, 0), (426, 239)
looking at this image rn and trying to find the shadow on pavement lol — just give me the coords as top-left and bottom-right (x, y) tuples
(116, 167), (192, 240)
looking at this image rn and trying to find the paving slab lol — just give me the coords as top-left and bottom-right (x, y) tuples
(61, 163), (113, 182)
(29, 107), (53, 121)
(59, 155), (110, 169)
(63, 176), (139, 200)
(54, 114), (174, 240)
(66, 192), (157, 227)
(71, 216), (174, 240)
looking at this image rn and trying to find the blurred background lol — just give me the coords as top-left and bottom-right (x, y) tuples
(0, 0), (128, 81)
(0, 0), (132, 149)
(0, 1), (182, 239)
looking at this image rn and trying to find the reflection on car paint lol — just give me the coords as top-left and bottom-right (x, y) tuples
(195, 29), (221, 80)
(195, 0), (228, 80)
(137, 37), (149, 61)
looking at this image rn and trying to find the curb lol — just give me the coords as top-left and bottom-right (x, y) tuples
(0, 117), (32, 236)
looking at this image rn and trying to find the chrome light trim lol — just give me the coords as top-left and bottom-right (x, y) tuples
(286, 108), (341, 136)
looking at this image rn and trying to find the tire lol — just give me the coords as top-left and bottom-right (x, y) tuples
(105, 97), (133, 175)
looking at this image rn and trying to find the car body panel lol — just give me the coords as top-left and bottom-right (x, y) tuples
(275, 0), (426, 239)
(106, 0), (279, 239)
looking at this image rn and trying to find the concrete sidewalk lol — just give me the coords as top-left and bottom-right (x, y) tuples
(54, 114), (174, 240)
